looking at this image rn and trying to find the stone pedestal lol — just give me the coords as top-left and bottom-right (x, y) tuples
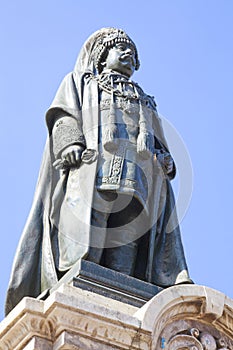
(1, 284), (233, 349)
(50, 259), (163, 308)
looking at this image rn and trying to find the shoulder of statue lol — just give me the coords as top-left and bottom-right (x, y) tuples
(137, 89), (158, 110)
(132, 82), (157, 105)
(147, 95), (157, 110)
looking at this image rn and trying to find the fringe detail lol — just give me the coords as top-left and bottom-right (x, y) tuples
(137, 130), (152, 159)
(103, 123), (119, 152)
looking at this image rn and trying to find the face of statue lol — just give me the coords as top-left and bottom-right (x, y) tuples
(104, 42), (136, 77)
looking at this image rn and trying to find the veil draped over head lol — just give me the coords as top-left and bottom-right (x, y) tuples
(74, 27), (139, 75)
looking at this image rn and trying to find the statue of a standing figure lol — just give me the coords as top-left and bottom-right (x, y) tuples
(5, 28), (192, 315)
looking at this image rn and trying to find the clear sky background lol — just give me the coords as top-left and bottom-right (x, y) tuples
(0, 1), (233, 321)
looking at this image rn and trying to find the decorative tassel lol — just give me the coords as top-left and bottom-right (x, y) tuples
(103, 76), (119, 152)
(137, 96), (153, 160)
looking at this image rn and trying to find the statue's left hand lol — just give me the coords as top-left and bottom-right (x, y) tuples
(156, 150), (174, 175)
(163, 153), (174, 174)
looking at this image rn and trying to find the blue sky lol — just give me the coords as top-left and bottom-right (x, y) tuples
(1, 1), (233, 320)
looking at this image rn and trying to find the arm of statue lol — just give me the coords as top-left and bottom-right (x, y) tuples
(150, 102), (176, 179)
(52, 115), (86, 169)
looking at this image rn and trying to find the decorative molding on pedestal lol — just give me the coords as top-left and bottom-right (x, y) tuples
(0, 284), (233, 349)
(135, 285), (233, 350)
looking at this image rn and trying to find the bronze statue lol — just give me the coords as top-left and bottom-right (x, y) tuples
(5, 28), (192, 315)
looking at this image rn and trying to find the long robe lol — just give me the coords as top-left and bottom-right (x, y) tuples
(5, 28), (191, 315)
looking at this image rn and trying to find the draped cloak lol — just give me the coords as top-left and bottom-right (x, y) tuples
(5, 29), (191, 315)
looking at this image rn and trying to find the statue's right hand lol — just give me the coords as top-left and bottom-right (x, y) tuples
(60, 144), (84, 168)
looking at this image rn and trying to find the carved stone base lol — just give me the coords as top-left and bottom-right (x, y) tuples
(1, 284), (233, 349)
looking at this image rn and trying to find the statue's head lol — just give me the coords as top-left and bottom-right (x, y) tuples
(74, 28), (140, 77)
(100, 40), (137, 77)
(92, 28), (140, 77)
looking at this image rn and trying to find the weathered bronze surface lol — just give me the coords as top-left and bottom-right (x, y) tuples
(5, 28), (192, 315)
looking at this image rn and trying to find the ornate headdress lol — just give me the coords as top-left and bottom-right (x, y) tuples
(74, 27), (140, 76)
(91, 28), (140, 74)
